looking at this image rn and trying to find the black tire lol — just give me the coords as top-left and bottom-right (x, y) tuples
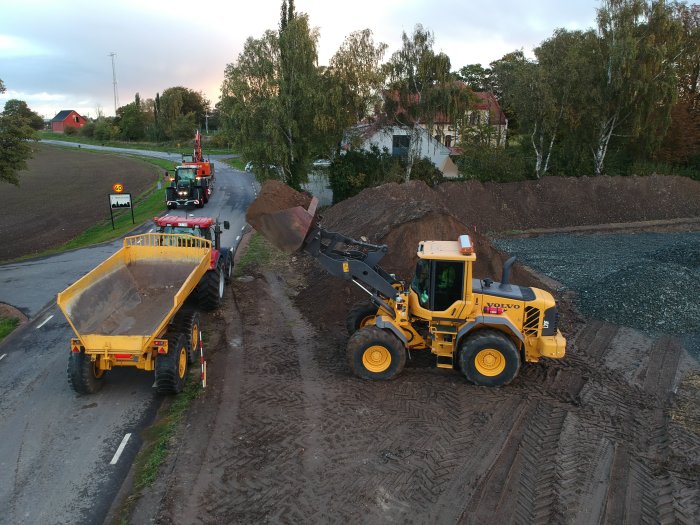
(166, 187), (177, 209)
(155, 332), (188, 394)
(198, 264), (224, 311)
(173, 309), (201, 364)
(458, 330), (521, 387)
(346, 301), (378, 335)
(67, 351), (104, 394)
(223, 251), (233, 283)
(195, 188), (205, 208)
(346, 326), (406, 380)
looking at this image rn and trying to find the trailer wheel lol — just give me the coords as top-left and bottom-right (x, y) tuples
(174, 309), (201, 364)
(346, 301), (378, 335)
(199, 264), (224, 311)
(458, 330), (521, 387)
(347, 326), (406, 380)
(67, 351), (105, 395)
(155, 333), (188, 394)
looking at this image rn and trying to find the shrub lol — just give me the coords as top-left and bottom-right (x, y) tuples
(63, 125), (78, 136)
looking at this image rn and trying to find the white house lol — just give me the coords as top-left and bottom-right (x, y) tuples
(347, 124), (459, 178)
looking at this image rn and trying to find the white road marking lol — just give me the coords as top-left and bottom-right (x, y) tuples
(240, 226), (245, 232)
(36, 315), (54, 329)
(236, 235), (241, 241)
(110, 433), (132, 465)
(0, 354), (6, 362)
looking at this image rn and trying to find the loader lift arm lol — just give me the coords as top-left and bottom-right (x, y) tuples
(303, 226), (401, 313)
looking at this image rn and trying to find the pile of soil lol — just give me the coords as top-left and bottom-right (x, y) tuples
(436, 174), (700, 233)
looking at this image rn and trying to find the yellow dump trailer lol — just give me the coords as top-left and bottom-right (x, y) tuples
(57, 233), (215, 395)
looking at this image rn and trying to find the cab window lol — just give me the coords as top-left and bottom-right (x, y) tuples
(433, 260), (464, 311)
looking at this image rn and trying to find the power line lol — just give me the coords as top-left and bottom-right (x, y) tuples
(109, 52), (119, 115)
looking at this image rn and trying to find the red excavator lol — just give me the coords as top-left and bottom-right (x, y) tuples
(182, 130), (215, 178)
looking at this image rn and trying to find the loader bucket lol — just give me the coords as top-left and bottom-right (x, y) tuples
(246, 181), (319, 252)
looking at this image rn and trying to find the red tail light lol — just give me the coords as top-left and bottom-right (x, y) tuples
(484, 306), (504, 315)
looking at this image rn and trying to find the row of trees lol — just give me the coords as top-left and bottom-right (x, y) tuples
(75, 86), (212, 142)
(220, 0), (700, 189)
(0, 79), (44, 184)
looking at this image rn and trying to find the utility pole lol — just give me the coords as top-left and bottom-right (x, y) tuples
(109, 52), (119, 115)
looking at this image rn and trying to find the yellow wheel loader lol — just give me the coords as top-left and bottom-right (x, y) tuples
(247, 183), (566, 387)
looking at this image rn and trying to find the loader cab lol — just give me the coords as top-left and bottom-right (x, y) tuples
(409, 235), (475, 315)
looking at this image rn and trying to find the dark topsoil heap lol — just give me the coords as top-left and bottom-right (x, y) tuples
(250, 176), (700, 331)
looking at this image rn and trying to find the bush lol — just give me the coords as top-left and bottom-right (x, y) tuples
(328, 146), (403, 203)
(80, 121), (95, 138)
(455, 143), (529, 182)
(63, 125), (78, 136)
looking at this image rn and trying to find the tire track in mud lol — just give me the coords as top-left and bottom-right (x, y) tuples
(146, 277), (699, 524)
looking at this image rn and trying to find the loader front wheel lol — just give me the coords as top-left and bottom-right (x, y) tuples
(347, 326), (406, 380)
(173, 309), (201, 364)
(155, 333), (188, 395)
(346, 301), (378, 335)
(67, 351), (105, 395)
(458, 330), (521, 387)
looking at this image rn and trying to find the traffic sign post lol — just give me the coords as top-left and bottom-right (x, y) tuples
(108, 192), (134, 229)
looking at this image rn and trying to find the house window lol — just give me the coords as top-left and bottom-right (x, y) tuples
(469, 112), (480, 125)
(74, 115), (79, 123)
(445, 135), (452, 148)
(392, 135), (410, 157)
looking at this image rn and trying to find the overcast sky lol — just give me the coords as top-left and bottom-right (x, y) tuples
(0, 0), (599, 119)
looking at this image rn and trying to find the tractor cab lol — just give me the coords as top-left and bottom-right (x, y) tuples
(166, 166), (210, 209)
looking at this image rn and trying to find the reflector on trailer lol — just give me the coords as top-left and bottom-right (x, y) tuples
(459, 235), (474, 255)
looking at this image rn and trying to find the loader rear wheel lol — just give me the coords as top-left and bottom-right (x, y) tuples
(346, 301), (378, 335)
(458, 330), (521, 387)
(198, 264), (224, 311)
(173, 309), (201, 364)
(347, 326), (406, 380)
(155, 333), (188, 395)
(67, 351), (105, 395)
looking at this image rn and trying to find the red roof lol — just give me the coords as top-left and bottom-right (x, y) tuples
(153, 215), (215, 228)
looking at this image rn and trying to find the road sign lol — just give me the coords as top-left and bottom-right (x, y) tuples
(113, 183), (124, 193)
(108, 193), (134, 229)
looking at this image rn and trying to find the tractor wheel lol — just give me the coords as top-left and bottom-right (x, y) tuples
(198, 264), (225, 311)
(173, 309), (201, 364)
(195, 188), (205, 208)
(165, 187), (177, 209)
(346, 326), (406, 380)
(223, 251), (233, 283)
(67, 351), (105, 394)
(155, 332), (188, 394)
(458, 330), (521, 387)
(345, 301), (378, 335)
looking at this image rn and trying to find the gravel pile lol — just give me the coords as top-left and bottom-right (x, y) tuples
(493, 231), (700, 343)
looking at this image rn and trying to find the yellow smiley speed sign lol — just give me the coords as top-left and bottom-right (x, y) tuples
(113, 183), (124, 193)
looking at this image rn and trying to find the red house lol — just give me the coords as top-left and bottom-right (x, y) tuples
(51, 110), (86, 133)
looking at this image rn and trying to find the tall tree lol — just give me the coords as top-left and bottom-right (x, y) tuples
(589, 0), (684, 175)
(2, 99), (44, 130)
(384, 24), (471, 181)
(158, 86), (209, 139)
(278, 4), (319, 188)
(0, 93), (38, 185)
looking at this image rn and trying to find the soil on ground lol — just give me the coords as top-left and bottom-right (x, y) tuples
(0, 143), (159, 261)
(127, 175), (700, 524)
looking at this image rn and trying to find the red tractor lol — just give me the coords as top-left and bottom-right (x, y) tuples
(153, 215), (234, 310)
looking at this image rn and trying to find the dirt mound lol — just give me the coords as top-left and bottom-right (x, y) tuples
(436, 175), (700, 233)
(294, 180), (551, 329)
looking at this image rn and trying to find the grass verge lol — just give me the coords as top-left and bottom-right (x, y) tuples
(0, 316), (20, 343)
(116, 375), (202, 523)
(222, 157), (247, 170)
(234, 233), (289, 276)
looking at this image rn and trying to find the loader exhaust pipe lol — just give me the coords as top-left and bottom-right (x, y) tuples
(499, 256), (516, 291)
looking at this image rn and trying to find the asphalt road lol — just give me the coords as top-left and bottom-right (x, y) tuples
(0, 142), (257, 525)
